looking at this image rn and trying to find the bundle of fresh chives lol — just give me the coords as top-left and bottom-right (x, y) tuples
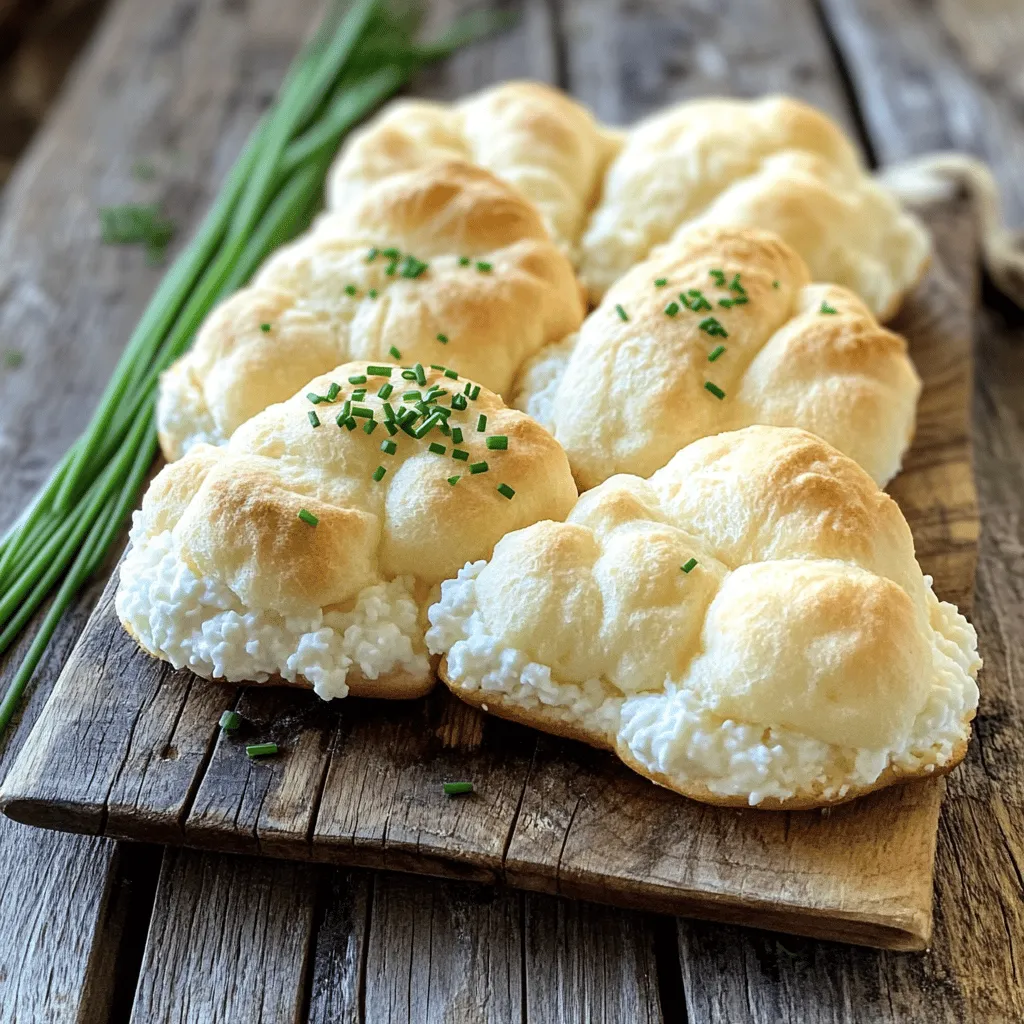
(0, 0), (512, 738)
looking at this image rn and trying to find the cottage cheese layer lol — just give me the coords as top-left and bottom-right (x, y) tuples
(427, 560), (980, 806)
(117, 523), (429, 701)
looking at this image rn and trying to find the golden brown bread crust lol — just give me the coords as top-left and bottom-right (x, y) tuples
(157, 161), (584, 461)
(327, 80), (615, 251)
(515, 226), (922, 490)
(429, 426), (981, 810)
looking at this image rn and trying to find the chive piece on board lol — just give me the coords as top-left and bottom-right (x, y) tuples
(681, 557), (698, 574)
(497, 483), (515, 500)
(246, 742), (279, 758)
(704, 381), (726, 400)
(486, 435), (508, 450)
(297, 509), (319, 527)
(219, 710), (241, 732)
(443, 781), (473, 796)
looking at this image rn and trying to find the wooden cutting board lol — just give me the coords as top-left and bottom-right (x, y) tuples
(0, 196), (978, 951)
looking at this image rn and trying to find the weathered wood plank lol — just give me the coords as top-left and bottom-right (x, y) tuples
(129, 849), (321, 1024)
(524, 894), (663, 1023)
(559, 0), (857, 131)
(820, 0), (1024, 222)
(361, 874), (523, 1024)
(305, 870), (372, 1024)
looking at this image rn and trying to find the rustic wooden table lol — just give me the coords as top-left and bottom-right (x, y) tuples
(0, 1), (1022, 1021)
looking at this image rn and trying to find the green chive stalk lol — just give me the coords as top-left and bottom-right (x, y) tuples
(0, 0), (513, 740)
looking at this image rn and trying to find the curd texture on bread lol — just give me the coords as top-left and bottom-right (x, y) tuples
(120, 361), (577, 700)
(427, 426), (980, 809)
(578, 95), (930, 316)
(157, 161), (584, 460)
(327, 80), (616, 252)
(515, 226), (921, 489)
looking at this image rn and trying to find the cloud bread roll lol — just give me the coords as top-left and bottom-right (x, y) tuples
(515, 226), (921, 489)
(327, 80), (617, 252)
(120, 361), (577, 700)
(427, 426), (980, 809)
(578, 95), (930, 316)
(157, 161), (584, 460)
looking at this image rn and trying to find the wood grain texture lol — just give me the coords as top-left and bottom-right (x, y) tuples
(820, 0), (1024, 222)
(524, 894), (663, 1023)
(130, 849), (320, 1024)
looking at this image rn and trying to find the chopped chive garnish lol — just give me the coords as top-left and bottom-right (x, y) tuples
(368, 288), (378, 298)
(468, 385), (480, 401)
(381, 439), (397, 455)
(664, 301), (679, 317)
(348, 374), (367, 385)
(366, 247), (378, 262)
(326, 382), (341, 402)
(718, 298), (733, 308)
(308, 411), (321, 428)
(367, 365), (391, 377)
(372, 465), (387, 482)
(452, 449), (469, 461)
(351, 389), (366, 400)
(377, 383), (394, 399)
(403, 391), (422, 402)
(698, 317), (728, 338)
(451, 427), (464, 443)
(344, 284), (357, 296)
(681, 557), (698, 574)
(219, 710), (241, 732)
(704, 381), (726, 400)
(384, 421), (398, 436)
(820, 301), (838, 315)
(732, 295), (748, 305)
(450, 393), (466, 410)
(486, 435), (508, 450)
(497, 483), (515, 500)
(298, 509), (319, 527)
(389, 345), (402, 359)
(351, 405), (374, 418)
(615, 303), (629, 321)
(337, 400), (351, 422)
(307, 392), (324, 404)
(772, 280), (780, 288)
(443, 781), (473, 795)
(414, 363), (426, 385)
(382, 247), (399, 259)
(401, 369), (416, 380)
(447, 475), (461, 486)
(260, 323), (272, 333)
(343, 417), (357, 430)
(363, 420), (377, 435)
(429, 364), (445, 371)
(686, 291), (712, 312)
(246, 743), (279, 758)
(443, 368), (458, 380)
(469, 461), (489, 475)
(728, 273), (745, 294)
(436, 333), (448, 344)
(428, 442), (446, 455)
(459, 255), (470, 266)
(709, 268), (726, 286)
(476, 414), (487, 432)
(708, 344), (726, 362)
(383, 402), (396, 421)
(475, 261), (492, 272)
(654, 277), (668, 287)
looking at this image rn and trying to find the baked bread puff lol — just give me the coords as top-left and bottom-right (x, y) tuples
(427, 426), (980, 809)
(326, 80), (617, 253)
(515, 226), (921, 490)
(120, 362), (577, 700)
(157, 161), (584, 460)
(578, 96), (930, 317)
